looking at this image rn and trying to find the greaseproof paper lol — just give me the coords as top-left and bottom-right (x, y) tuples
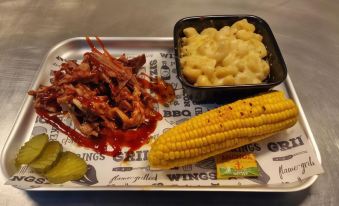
(6, 52), (324, 189)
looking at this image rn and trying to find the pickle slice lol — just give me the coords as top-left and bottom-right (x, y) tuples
(45, 151), (87, 184)
(30, 141), (63, 173)
(15, 133), (49, 166)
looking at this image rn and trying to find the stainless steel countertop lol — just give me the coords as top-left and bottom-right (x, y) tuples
(0, 0), (338, 205)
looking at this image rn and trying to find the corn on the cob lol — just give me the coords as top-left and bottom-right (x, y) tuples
(148, 91), (298, 169)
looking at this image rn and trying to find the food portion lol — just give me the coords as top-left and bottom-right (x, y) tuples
(45, 151), (87, 184)
(15, 133), (49, 166)
(29, 141), (63, 172)
(29, 37), (175, 156)
(15, 134), (87, 184)
(148, 91), (298, 169)
(180, 19), (269, 86)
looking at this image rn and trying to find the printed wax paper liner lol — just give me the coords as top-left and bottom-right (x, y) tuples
(6, 52), (324, 189)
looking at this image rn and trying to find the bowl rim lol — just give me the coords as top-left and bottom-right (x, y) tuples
(173, 14), (288, 90)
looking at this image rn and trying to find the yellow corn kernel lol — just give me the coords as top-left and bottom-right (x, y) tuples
(201, 137), (208, 146)
(181, 142), (187, 150)
(187, 140), (194, 149)
(169, 152), (175, 160)
(163, 153), (169, 160)
(185, 150), (190, 158)
(175, 142), (182, 151)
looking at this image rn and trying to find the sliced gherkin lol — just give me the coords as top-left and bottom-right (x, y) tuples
(45, 152), (87, 184)
(30, 141), (63, 173)
(15, 133), (49, 166)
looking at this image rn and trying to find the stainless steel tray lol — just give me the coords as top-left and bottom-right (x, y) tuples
(0, 37), (322, 192)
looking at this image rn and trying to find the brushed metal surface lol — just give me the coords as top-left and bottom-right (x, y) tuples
(0, 0), (338, 205)
(0, 37), (321, 192)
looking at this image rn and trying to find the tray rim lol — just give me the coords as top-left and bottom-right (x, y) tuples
(0, 37), (321, 192)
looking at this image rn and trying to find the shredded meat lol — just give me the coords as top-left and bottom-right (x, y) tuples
(29, 37), (175, 137)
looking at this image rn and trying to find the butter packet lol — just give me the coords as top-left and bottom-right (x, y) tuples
(215, 152), (259, 179)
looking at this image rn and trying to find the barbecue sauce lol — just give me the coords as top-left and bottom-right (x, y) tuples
(36, 109), (161, 157)
(31, 37), (174, 158)
(137, 77), (175, 104)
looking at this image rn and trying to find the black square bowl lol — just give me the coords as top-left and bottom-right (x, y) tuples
(173, 15), (287, 103)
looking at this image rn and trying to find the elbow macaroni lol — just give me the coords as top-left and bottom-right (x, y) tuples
(180, 19), (270, 86)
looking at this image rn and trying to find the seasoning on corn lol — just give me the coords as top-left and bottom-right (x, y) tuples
(148, 91), (298, 169)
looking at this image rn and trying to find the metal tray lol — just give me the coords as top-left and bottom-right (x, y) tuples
(0, 37), (322, 192)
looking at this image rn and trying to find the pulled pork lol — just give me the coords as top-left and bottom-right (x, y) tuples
(29, 37), (174, 138)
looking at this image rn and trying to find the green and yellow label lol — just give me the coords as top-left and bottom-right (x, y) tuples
(215, 152), (259, 179)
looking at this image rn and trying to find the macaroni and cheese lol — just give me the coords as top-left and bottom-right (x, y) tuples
(180, 19), (269, 86)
